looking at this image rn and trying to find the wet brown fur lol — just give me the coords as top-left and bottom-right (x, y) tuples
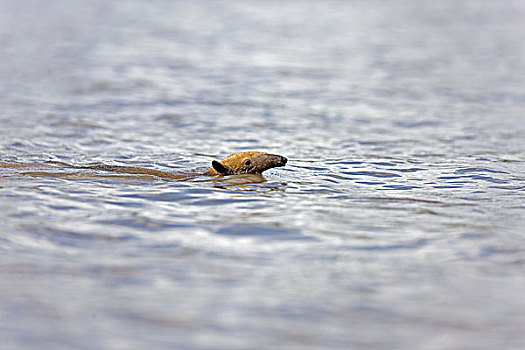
(0, 151), (287, 180)
(204, 151), (287, 176)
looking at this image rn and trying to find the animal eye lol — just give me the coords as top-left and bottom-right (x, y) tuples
(243, 159), (252, 167)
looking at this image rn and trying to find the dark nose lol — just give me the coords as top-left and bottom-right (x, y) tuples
(280, 156), (288, 165)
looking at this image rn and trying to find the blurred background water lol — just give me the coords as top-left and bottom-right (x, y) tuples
(1, 0), (525, 349)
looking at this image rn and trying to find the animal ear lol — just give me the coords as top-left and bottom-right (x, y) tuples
(212, 160), (230, 175)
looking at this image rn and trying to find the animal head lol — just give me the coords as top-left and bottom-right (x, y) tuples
(207, 151), (287, 176)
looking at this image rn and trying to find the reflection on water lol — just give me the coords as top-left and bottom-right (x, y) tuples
(1, 0), (525, 349)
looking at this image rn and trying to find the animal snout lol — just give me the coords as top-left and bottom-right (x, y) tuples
(279, 156), (288, 165)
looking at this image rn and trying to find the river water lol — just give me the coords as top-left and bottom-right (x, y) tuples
(1, 1), (525, 349)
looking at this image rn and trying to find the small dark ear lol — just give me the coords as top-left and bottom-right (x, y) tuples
(212, 160), (230, 175)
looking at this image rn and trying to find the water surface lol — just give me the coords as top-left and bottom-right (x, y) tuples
(1, 1), (525, 349)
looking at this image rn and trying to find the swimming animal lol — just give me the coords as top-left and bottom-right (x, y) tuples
(0, 151), (287, 180)
(204, 151), (287, 176)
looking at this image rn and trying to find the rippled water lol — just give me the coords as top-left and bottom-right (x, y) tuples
(1, 1), (525, 349)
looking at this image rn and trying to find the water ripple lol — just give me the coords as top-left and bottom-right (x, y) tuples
(341, 171), (401, 178)
(1, 1), (525, 349)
